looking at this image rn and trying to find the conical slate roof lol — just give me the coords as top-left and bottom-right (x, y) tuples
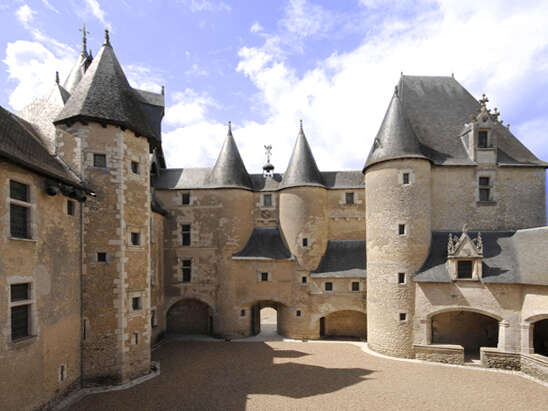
(206, 122), (253, 189)
(55, 35), (156, 141)
(63, 52), (92, 94)
(280, 122), (324, 188)
(364, 91), (427, 171)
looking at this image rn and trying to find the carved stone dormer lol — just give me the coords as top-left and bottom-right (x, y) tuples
(447, 225), (483, 281)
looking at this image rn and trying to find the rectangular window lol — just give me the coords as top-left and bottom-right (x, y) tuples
(10, 180), (29, 202)
(296, 310), (302, 317)
(325, 282), (333, 291)
(10, 204), (29, 239)
(131, 161), (140, 174)
(345, 192), (355, 205)
(352, 281), (360, 291)
(478, 131), (488, 148)
(93, 153), (106, 168)
(302, 238), (308, 248)
(60, 365), (65, 382)
(261, 272), (269, 282)
(132, 297), (142, 311)
(182, 260), (192, 283)
(398, 224), (406, 235)
(399, 313), (407, 321)
(131, 232), (140, 246)
(134, 333), (139, 345)
(479, 189), (490, 202)
(398, 273), (406, 284)
(182, 192), (191, 205)
(479, 177), (491, 202)
(479, 177), (490, 186)
(11, 284), (29, 301)
(11, 305), (29, 340)
(263, 194), (272, 207)
(301, 276), (307, 284)
(182, 225), (191, 246)
(240, 309), (246, 317)
(67, 200), (75, 216)
(457, 260), (473, 279)
(402, 173), (410, 185)
(97, 252), (107, 263)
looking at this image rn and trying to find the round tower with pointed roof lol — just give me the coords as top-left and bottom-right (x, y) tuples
(279, 121), (328, 272)
(364, 85), (432, 358)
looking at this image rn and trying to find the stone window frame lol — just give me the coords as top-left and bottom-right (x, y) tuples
(324, 281), (334, 292)
(351, 281), (360, 292)
(95, 251), (108, 264)
(181, 191), (192, 206)
(128, 291), (145, 318)
(398, 312), (408, 322)
(257, 271), (272, 283)
(181, 258), (192, 283)
(130, 159), (140, 175)
(476, 170), (496, 206)
(7, 178), (36, 242)
(181, 223), (192, 246)
(301, 275), (308, 286)
(129, 230), (142, 247)
(301, 237), (309, 249)
(398, 169), (415, 186)
(339, 190), (363, 206)
(296, 310), (302, 317)
(258, 192), (276, 209)
(398, 223), (407, 237)
(449, 258), (482, 281)
(398, 272), (407, 285)
(7, 276), (37, 345)
(91, 152), (107, 168)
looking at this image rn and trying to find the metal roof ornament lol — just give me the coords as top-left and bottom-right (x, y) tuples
(479, 93), (489, 107)
(55, 71), (59, 85)
(227, 120), (232, 135)
(394, 85), (399, 96)
(79, 23), (89, 55)
(104, 29), (110, 46)
(263, 144), (274, 178)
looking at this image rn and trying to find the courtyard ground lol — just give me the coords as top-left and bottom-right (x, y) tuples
(69, 340), (548, 411)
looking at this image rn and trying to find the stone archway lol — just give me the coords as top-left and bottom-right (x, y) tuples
(249, 300), (285, 336)
(167, 298), (213, 335)
(319, 310), (366, 340)
(533, 319), (548, 356)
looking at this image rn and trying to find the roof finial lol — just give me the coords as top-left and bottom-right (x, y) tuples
(104, 29), (110, 46)
(79, 23), (89, 55)
(55, 71), (59, 85)
(263, 144), (274, 178)
(394, 85), (399, 96)
(451, 72), (454, 78)
(228, 120), (232, 135)
(161, 85), (165, 96)
(479, 93), (489, 107)
(492, 107), (500, 121)
(299, 119), (303, 131)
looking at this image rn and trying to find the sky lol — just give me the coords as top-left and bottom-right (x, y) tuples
(1, 0), (547, 181)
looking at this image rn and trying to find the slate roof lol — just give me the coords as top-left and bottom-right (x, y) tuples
(232, 227), (292, 260)
(0, 105), (83, 187)
(311, 240), (366, 278)
(134, 89), (164, 142)
(280, 124), (324, 188)
(55, 41), (157, 143)
(205, 125), (253, 189)
(415, 228), (548, 285)
(62, 52), (92, 94)
(364, 75), (547, 170)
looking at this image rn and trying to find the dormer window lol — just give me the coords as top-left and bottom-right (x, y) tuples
(457, 261), (473, 279)
(447, 226), (483, 281)
(478, 130), (488, 148)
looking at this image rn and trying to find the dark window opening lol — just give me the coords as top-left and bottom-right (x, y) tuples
(182, 260), (192, 283)
(479, 189), (490, 202)
(151, 310), (157, 328)
(302, 238), (308, 247)
(97, 252), (107, 262)
(398, 224), (406, 235)
(83, 319), (87, 340)
(240, 309), (246, 317)
(478, 131), (488, 148)
(533, 319), (548, 357)
(11, 284), (29, 301)
(10, 204), (29, 239)
(131, 232), (140, 246)
(93, 154), (106, 168)
(261, 272), (269, 282)
(325, 282), (333, 291)
(131, 161), (139, 174)
(263, 194), (272, 207)
(132, 297), (142, 311)
(352, 281), (360, 291)
(10, 180), (29, 202)
(399, 313), (407, 321)
(134, 333), (139, 344)
(398, 273), (406, 284)
(402, 173), (410, 185)
(182, 225), (191, 246)
(67, 200), (75, 216)
(60, 365), (65, 381)
(345, 192), (355, 204)
(301, 276), (307, 284)
(11, 305), (29, 340)
(296, 310), (302, 317)
(182, 192), (191, 205)
(479, 177), (490, 186)
(457, 260), (473, 279)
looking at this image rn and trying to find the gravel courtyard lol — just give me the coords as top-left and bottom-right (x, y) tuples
(69, 340), (548, 411)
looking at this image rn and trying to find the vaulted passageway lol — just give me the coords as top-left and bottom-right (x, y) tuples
(167, 299), (213, 335)
(319, 310), (367, 340)
(533, 319), (548, 357)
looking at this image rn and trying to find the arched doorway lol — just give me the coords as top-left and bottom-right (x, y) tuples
(250, 301), (283, 336)
(431, 310), (498, 357)
(533, 319), (548, 356)
(167, 299), (213, 335)
(319, 310), (367, 340)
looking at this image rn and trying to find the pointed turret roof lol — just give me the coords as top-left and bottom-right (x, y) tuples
(280, 121), (324, 188)
(55, 30), (156, 141)
(206, 122), (253, 189)
(363, 90), (427, 171)
(63, 24), (92, 94)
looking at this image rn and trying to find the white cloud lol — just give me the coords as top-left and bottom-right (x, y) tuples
(164, 89), (218, 127)
(40, 0), (59, 13)
(250, 22), (263, 33)
(281, 0), (332, 39)
(185, 63), (208, 77)
(84, 0), (111, 29)
(125, 64), (165, 93)
(178, 0), (231, 12)
(16, 4), (36, 25)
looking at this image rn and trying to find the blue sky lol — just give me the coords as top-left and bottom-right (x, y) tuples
(1, 0), (547, 186)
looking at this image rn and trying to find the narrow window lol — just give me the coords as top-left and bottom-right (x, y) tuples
(479, 177), (490, 202)
(134, 333), (139, 345)
(83, 319), (87, 340)
(10, 180), (29, 201)
(132, 297), (142, 311)
(60, 365), (65, 382)
(131, 161), (140, 174)
(11, 283), (29, 301)
(478, 130), (488, 148)
(131, 232), (140, 246)
(325, 282), (333, 291)
(402, 173), (410, 185)
(182, 192), (191, 205)
(398, 273), (406, 284)
(9, 181), (31, 239)
(352, 281), (360, 291)
(67, 200), (75, 216)
(399, 313), (407, 321)
(301, 276), (307, 284)
(182, 260), (192, 282)
(261, 272), (269, 282)
(151, 310), (157, 328)
(97, 252), (107, 263)
(398, 224), (406, 235)
(182, 224), (191, 246)
(457, 260), (473, 279)
(302, 238), (308, 248)
(93, 153), (106, 168)
(345, 192), (355, 205)
(240, 309), (246, 317)
(263, 194), (272, 207)
(11, 283), (31, 341)
(296, 310), (302, 317)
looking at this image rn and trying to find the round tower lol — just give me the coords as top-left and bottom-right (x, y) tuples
(364, 90), (431, 358)
(279, 122), (327, 272)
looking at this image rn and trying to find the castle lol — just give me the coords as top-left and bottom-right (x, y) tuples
(1, 29), (548, 410)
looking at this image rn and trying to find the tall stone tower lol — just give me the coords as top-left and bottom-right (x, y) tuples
(364, 89), (431, 358)
(54, 31), (158, 384)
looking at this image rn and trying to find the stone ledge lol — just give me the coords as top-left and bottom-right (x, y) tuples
(413, 344), (464, 365)
(480, 347), (521, 370)
(521, 353), (548, 383)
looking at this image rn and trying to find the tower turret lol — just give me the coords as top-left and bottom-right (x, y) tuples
(364, 87), (431, 358)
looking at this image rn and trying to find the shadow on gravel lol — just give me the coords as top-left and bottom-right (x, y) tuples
(70, 341), (374, 411)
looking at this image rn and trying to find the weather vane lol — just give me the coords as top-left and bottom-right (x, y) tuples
(263, 145), (274, 178)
